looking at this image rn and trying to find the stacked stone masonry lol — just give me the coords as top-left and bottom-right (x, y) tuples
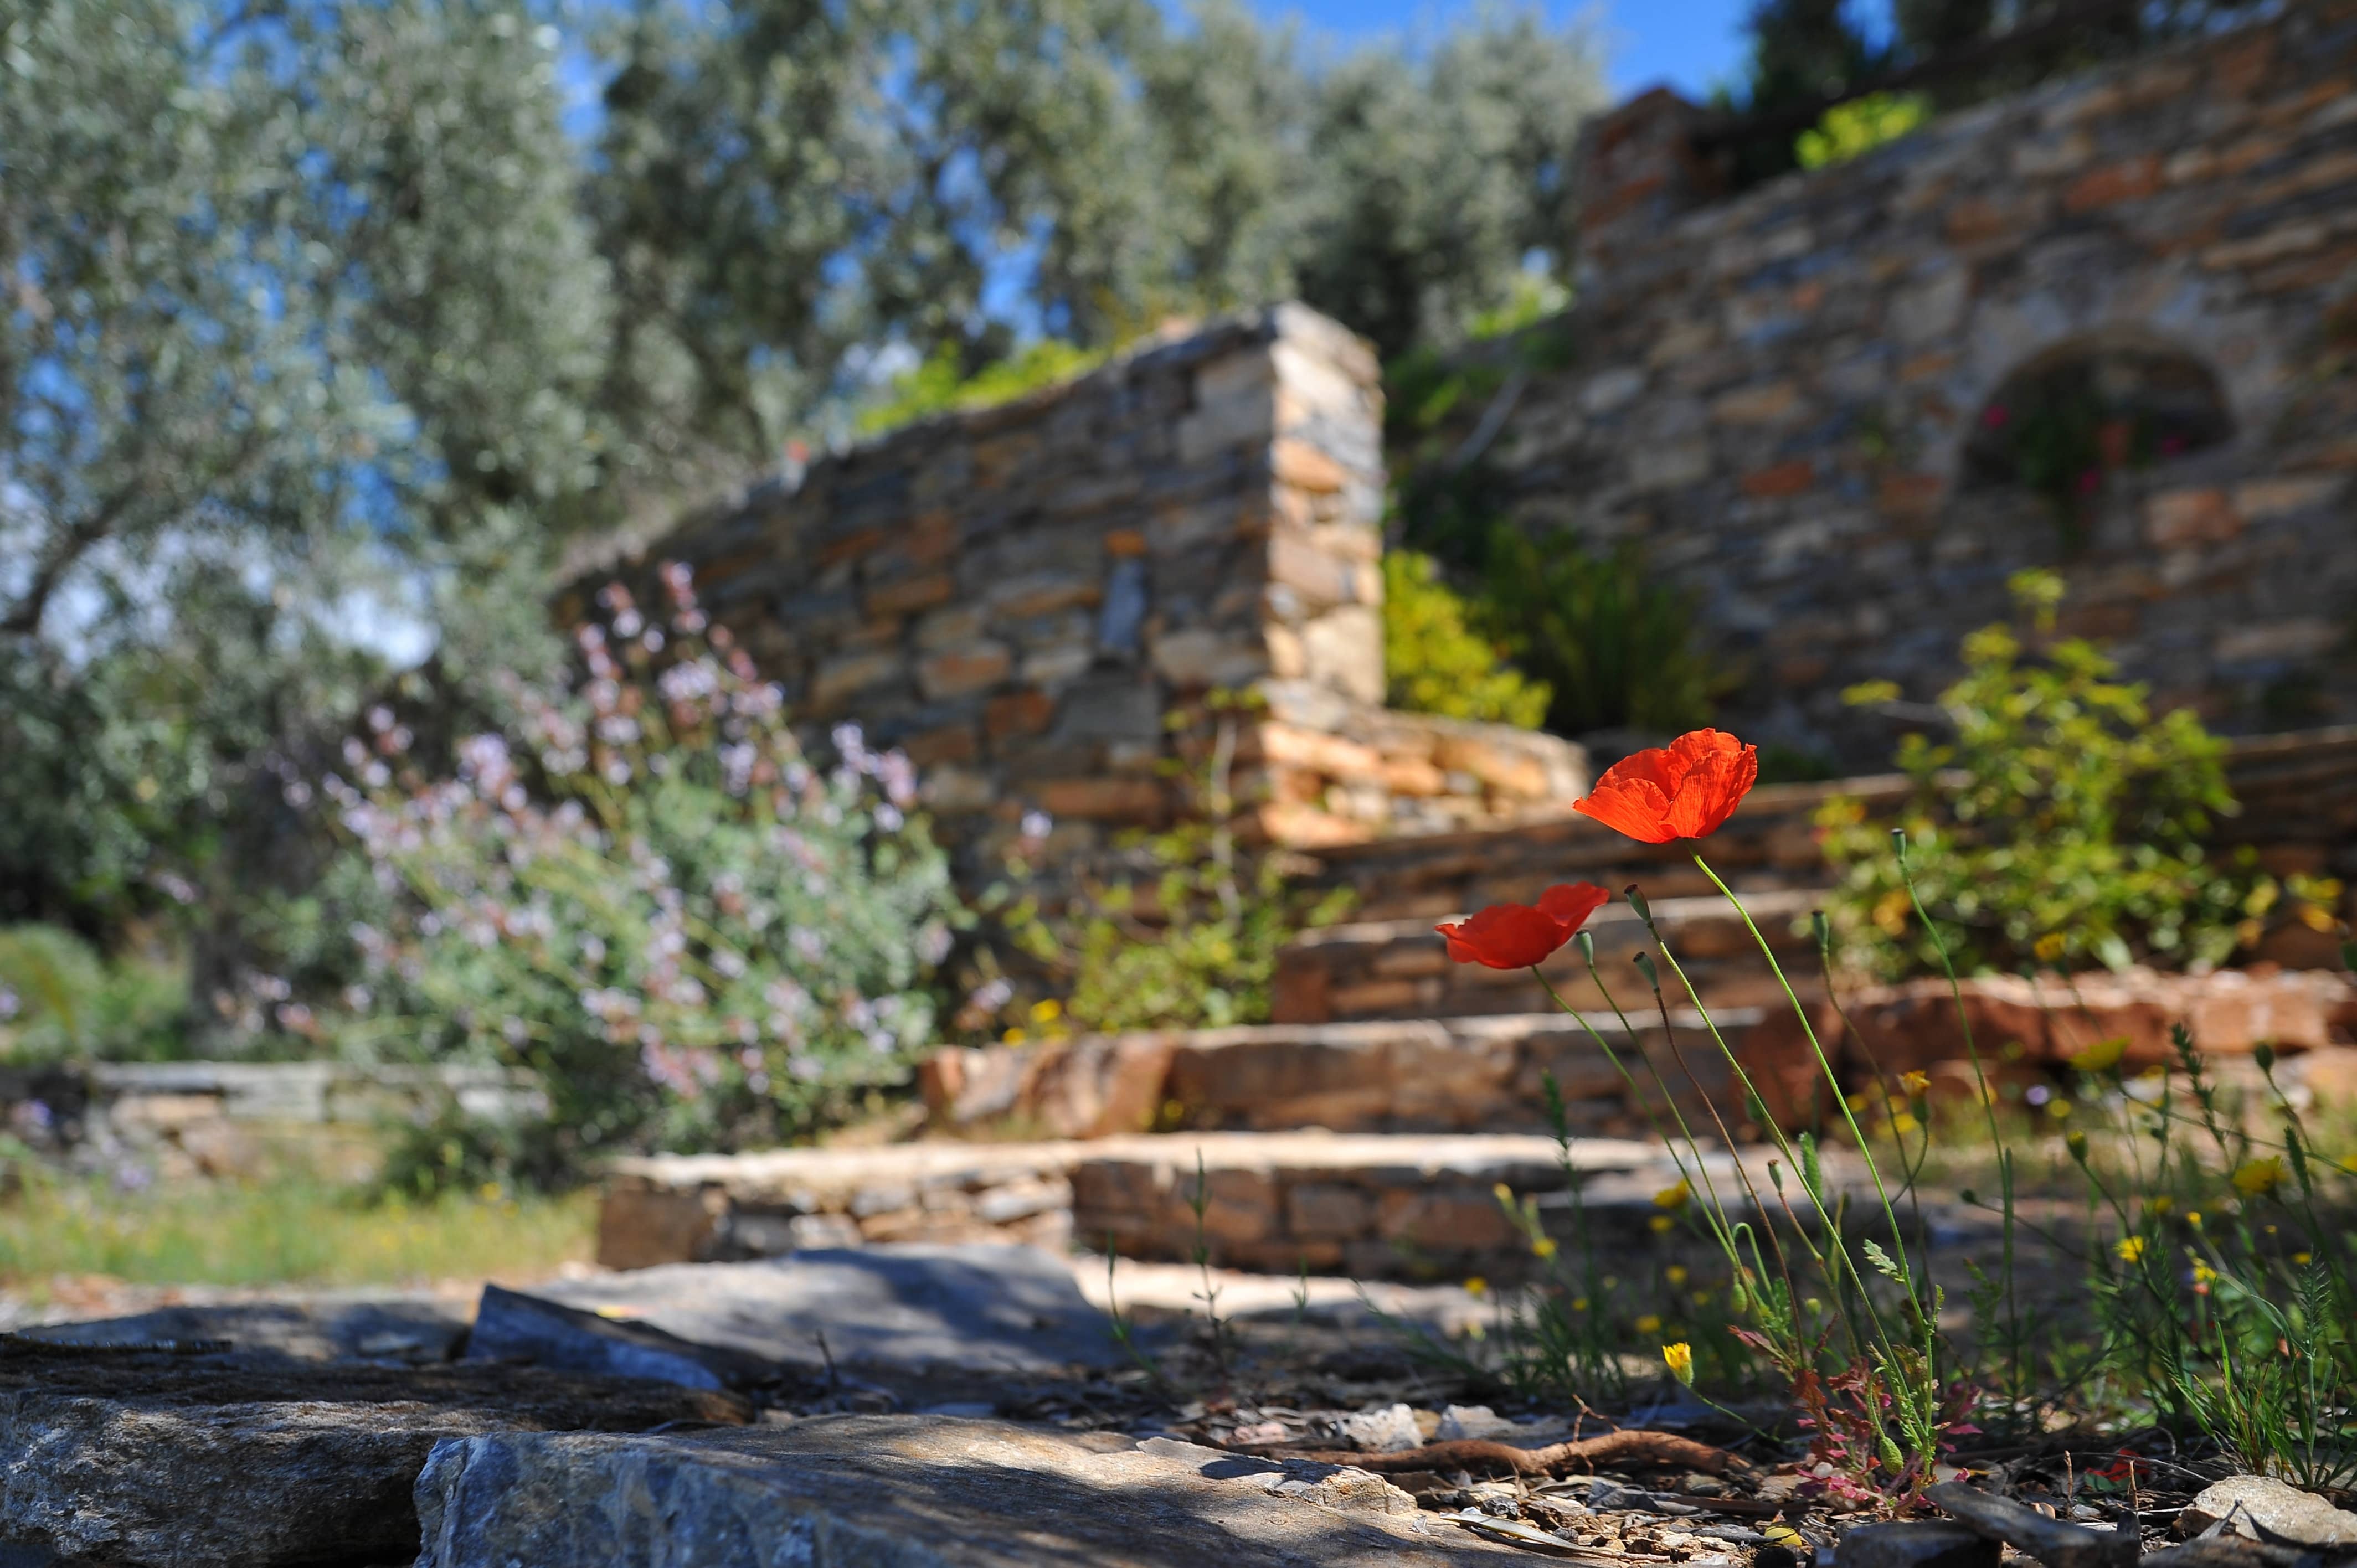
(1539, 4), (2357, 765)
(580, 306), (1587, 883)
(597, 1131), (1695, 1280)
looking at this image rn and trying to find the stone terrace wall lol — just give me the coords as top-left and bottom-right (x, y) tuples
(575, 306), (1587, 877)
(1287, 724), (2357, 936)
(1502, 5), (2357, 767)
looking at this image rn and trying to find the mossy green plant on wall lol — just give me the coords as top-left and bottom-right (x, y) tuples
(1795, 92), (1928, 170)
(853, 340), (1109, 438)
(1381, 551), (1551, 729)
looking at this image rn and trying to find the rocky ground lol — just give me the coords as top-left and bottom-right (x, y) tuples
(2, 1242), (2352, 1568)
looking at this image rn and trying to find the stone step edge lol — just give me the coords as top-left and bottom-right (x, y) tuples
(609, 1128), (1678, 1197)
(918, 1005), (1771, 1139)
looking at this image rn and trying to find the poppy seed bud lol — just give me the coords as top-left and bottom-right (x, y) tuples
(1812, 910), (1831, 959)
(2254, 1041), (2275, 1073)
(1625, 886), (1653, 924)
(1632, 951), (1660, 991)
(1576, 930), (1595, 965)
(1890, 828), (1909, 859)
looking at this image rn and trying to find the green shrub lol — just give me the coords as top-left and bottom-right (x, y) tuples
(1481, 531), (1722, 737)
(323, 567), (961, 1182)
(964, 697), (1349, 1044)
(1821, 570), (2280, 979)
(0, 925), (190, 1064)
(1381, 551), (1550, 729)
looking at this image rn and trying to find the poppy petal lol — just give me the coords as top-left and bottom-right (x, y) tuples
(1536, 882), (1612, 932)
(1573, 777), (1679, 843)
(1435, 901), (1580, 968)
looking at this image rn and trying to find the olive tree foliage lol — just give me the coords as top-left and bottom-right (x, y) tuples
(0, 0), (610, 943)
(586, 0), (1176, 478)
(1289, 9), (1604, 359)
(588, 0), (1610, 457)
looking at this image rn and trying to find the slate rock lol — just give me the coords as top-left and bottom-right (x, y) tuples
(466, 1284), (776, 1391)
(415, 1414), (1522, 1567)
(1135, 1436), (1419, 1515)
(500, 1244), (1124, 1381)
(16, 1297), (470, 1365)
(1928, 1482), (2138, 1568)
(1333, 1402), (1423, 1453)
(2184, 1477), (2357, 1547)
(0, 1342), (745, 1568)
(1839, 1522), (2003, 1568)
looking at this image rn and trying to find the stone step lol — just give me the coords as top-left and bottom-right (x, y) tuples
(1274, 888), (1828, 1024)
(597, 1129), (1764, 1283)
(917, 1007), (1768, 1142)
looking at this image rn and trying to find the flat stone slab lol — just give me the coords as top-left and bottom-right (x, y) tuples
(16, 1296), (471, 1364)
(495, 1244), (1126, 1378)
(416, 1412), (1525, 1566)
(0, 1344), (745, 1567)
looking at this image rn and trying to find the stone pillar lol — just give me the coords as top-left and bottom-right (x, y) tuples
(1572, 87), (1722, 277)
(586, 304), (1584, 883)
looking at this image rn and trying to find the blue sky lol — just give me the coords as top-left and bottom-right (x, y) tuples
(1254, 0), (1755, 100)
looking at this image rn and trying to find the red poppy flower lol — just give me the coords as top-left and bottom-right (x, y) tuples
(1436, 882), (1612, 969)
(1572, 730), (1758, 845)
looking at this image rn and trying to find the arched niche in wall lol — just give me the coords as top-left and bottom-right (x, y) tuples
(1960, 336), (2235, 547)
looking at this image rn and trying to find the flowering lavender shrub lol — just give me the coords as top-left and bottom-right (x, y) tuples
(325, 566), (958, 1178)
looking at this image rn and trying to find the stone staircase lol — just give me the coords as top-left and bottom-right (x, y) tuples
(599, 793), (1852, 1282)
(591, 729), (2357, 1283)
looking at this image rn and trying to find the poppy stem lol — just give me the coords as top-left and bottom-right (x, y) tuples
(1690, 853), (1917, 1290)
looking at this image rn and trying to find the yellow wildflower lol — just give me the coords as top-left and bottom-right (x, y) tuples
(1900, 1071), (1931, 1097)
(2147, 1195), (2173, 1217)
(2186, 1210), (2203, 1228)
(1001, 1027), (1027, 1045)
(1571, 1297), (1590, 1312)
(1635, 1314), (1663, 1335)
(2295, 1252), (2314, 1266)
(1663, 1342), (1695, 1385)
(1654, 1180), (1692, 1211)
(1532, 1237), (1559, 1260)
(1464, 1276), (1488, 1298)
(1892, 1112), (1921, 1136)
(2114, 1236), (2146, 1263)
(1029, 998), (1062, 1024)
(2232, 1157), (2287, 1198)
(2067, 1037), (2128, 1073)
(2035, 932), (2068, 962)
(1665, 1265), (1689, 1286)
(1650, 1215), (1675, 1234)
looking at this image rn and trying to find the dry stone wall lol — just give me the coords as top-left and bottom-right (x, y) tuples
(1512, 4), (2357, 766)
(579, 307), (1586, 880)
